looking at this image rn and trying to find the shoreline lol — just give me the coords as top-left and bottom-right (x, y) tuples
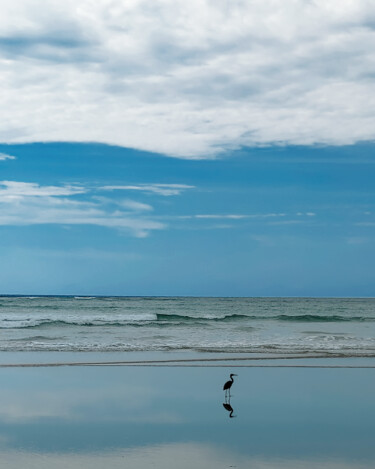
(1, 363), (375, 368)
(0, 351), (374, 367)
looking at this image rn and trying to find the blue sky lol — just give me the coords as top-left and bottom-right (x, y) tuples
(0, 142), (374, 296)
(0, 1), (375, 295)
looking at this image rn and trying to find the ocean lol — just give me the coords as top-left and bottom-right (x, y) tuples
(1, 296), (374, 357)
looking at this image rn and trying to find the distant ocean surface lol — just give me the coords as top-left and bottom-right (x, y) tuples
(1, 296), (375, 357)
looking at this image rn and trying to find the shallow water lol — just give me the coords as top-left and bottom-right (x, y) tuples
(1, 296), (375, 357)
(0, 366), (374, 468)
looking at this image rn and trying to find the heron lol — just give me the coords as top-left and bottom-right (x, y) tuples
(223, 373), (237, 397)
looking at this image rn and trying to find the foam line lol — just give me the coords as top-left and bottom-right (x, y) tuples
(0, 354), (374, 368)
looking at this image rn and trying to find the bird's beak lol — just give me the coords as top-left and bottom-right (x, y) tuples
(233, 374), (238, 376)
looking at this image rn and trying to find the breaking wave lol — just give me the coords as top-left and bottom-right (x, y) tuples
(0, 312), (374, 329)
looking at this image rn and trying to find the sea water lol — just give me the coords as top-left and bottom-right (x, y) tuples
(1, 296), (375, 357)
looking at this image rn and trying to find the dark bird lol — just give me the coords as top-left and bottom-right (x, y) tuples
(223, 373), (237, 397)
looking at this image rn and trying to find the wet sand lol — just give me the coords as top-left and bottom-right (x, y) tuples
(1, 350), (375, 367)
(0, 356), (374, 468)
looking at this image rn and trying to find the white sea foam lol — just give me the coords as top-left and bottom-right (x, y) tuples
(74, 297), (96, 300)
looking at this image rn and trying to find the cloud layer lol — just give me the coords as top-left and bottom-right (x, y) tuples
(102, 184), (195, 196)
(1, 0), (375, 158)
(0, 153), (16, 161)
(0, 181), (165, 238)
(0, 180), (318, 237)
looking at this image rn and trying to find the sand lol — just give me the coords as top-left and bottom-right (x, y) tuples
(0, 354), (374, 468)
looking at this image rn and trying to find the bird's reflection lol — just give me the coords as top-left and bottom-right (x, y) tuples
(223, 394), (237, 418)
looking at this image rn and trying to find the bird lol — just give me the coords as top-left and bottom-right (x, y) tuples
(223, 373), (237, 397)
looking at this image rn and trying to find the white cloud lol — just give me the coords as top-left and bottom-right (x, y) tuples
(93, 196), (154, 211)
(356, 222), (375, 226)
(102, 184), (195, 196)
(114, 199), (153, 211)
(268, 220), (311, 226)
(0, 181), (164, 237)
(0, 153), (16, 161)
(179, 212), (289, 220)
(0, 181), (85, 198)
(194, 214), (248, 220)
(0, 1), (375, 158)
(346, 236), (369, 245)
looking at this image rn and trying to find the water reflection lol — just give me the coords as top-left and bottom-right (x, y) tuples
(0, 443), (374, 469)
(222, 373), (237, 418)
(222, 399), (236, 418)
(0, 365), (374, 468)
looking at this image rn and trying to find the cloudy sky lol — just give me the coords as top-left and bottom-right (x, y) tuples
(0, 0), (374, 296)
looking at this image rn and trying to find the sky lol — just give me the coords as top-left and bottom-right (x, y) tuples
(0, 0), (374, 296)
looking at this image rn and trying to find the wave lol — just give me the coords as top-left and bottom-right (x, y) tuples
(0, 313), (251, 329)
(155, 313), (249, 322)
(0, 312), (374, 329)
(275, 314), (371, 322)
(156, 313), (374, 323)
(0, 314), (157, 329)
(1, 342), (375, 355)
(74, 297), (96, 300)
(10, 335), (66, 342)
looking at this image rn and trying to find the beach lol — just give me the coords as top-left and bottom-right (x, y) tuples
(0, 296), (374, 467)
(0, 358), (374, 468)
